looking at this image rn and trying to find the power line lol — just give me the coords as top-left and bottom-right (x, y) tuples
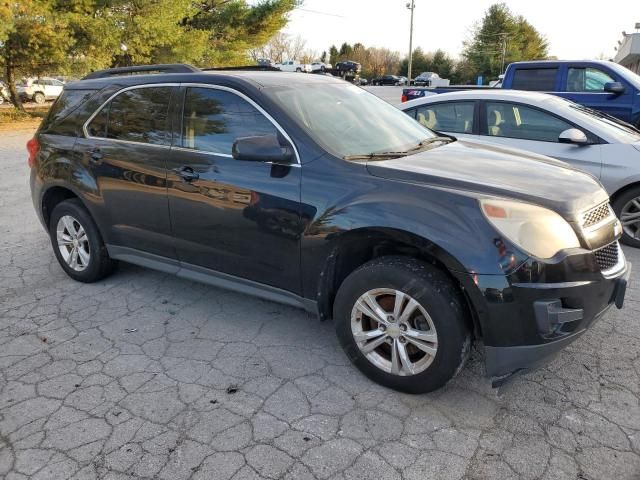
(294, 8), (346, 18)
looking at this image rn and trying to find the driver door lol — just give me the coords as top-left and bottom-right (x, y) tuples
(166, 86), (303, 293)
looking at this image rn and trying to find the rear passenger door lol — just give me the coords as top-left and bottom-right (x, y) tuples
(165, 85), (302, 293)
(76, 85), (177, 259)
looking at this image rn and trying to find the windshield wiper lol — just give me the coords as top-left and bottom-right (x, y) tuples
(343, 137), (453, 161)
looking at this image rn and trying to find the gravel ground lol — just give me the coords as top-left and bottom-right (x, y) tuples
(1, 129), (639, 480)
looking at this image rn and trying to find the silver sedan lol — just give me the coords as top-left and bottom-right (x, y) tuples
(400, 90), (640, 247)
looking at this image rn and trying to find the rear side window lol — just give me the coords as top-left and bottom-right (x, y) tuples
(511, 68), (557, 91)
(415, 102), (474, 133)
(40, 89), (97, 134)
(181, 87), (279, 154)
(485, 101), (572, 142)
(87, 86), (173, 145)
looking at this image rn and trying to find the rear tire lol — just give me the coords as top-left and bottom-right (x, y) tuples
(613, 187), (640, 248)
(49, 199), (117, 282)
(33, 92), (45, 104)
(334, 256), (471, 393)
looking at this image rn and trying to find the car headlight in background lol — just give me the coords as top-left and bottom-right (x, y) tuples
(480, 199), (580, 259)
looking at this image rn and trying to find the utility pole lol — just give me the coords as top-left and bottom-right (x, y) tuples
(499, 33), (508, 75)
(407, 1), (415, 83)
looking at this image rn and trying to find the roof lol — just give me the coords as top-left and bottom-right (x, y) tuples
(508, 59), (618, 68)
(66, 69), (345, 90)
(401, 89), (558, 107)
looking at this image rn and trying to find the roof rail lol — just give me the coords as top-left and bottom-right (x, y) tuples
(82, 63), (200, 80)
(202, 65), (281, 72)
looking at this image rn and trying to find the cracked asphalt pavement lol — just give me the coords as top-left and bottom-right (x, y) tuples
(1, 129), (640, 480)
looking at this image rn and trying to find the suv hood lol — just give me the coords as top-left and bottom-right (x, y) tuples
(367, 139), (608, 216)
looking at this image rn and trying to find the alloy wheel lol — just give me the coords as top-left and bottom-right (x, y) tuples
(350, 288), (438, 376)
(620, 196), (640, 240)
(56, 215), (90, 271)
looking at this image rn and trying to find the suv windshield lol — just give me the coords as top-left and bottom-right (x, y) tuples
(265, 83), (438, 158)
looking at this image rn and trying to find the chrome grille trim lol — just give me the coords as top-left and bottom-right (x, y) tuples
(581, 202), (614, 229)
(594, 241), (626, 279)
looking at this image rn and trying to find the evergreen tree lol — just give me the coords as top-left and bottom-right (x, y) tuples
(462, 3), (548, 82)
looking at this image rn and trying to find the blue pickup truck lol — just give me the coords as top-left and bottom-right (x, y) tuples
(402, 60), (640, 128)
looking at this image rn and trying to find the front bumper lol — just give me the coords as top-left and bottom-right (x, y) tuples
(463, 250), (631, 382)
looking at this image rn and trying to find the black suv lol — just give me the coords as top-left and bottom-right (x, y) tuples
(29, 64), (630, 393)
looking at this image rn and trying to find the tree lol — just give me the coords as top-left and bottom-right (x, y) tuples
(0, 0), (74, 110)
(461, 3), (548, 82)
(1, 0), (299, 110)
(398, 48), (455, 80)
(250, 32), (310, 63)
(184, 0), (298, 66)
(328, 45), (339, 65)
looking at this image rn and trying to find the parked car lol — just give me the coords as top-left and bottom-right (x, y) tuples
(413, 72), (450, 87)
(372, 75), (406, 86)
(402, 60), (640, 129)
(400, 89), (640, 247)
(256, 58), (275, 68)
(335, 60), (361, 74)
(17, 77), (64, 104)
(275, 60), (312, 73)
(311, 62), (332, 72)
(29, 63), (629, 393)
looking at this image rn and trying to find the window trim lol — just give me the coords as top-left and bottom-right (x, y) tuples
(478, 99), (602, 144)
(83, 83), (301, 164)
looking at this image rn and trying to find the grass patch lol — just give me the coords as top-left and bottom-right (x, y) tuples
(0, 105), (49, 131)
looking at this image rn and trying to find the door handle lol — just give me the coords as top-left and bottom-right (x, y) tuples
(89, 148), (103, 164)
(174, 166), (199, 182)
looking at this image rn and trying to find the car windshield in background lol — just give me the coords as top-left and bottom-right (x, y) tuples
(265, 84), (438, 159)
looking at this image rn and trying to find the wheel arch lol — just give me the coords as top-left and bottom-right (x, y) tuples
(41, 185), (87, 229)
(610, 180), (640, 209)
(316, 226), (481, 337)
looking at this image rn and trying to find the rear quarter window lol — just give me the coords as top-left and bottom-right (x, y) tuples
(511, 68), (558, 91)
(39, 89), (98, 135)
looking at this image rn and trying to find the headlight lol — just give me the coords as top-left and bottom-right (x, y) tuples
(480, 199), (580, 259)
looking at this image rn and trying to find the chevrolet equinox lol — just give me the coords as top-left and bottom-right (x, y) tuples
(29, 64), (631, 393)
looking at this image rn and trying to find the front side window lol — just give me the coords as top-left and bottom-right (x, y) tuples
(86, 86), (172, 145)
(415, 102), (474, 133)
(485, 101), (572, 142)
(181, 87), (279, 154)
(567, 67), (616, 92)
(511, 68), (557, 91)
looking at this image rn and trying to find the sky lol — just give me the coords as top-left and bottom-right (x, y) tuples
(282, 0), (639, 61)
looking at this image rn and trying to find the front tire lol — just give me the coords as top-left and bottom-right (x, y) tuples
(33, 92), (45, 104)
(613, 187), (640, 248)
(49, 199), (117, 282)
(334, 256), (470, 393)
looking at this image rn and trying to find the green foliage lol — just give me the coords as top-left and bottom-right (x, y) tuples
(0, 0), (298, 109)
(462, 2), (548, 82)
(398, 48), (456, 79)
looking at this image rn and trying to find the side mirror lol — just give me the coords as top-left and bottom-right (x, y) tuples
(558, 128), (590, 145)
(604, 81), (625, 95)
(232, 134), (294, 163)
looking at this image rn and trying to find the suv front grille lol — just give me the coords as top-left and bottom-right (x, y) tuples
(582, 202), (613, 228)
(593, 241), (620, 271)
